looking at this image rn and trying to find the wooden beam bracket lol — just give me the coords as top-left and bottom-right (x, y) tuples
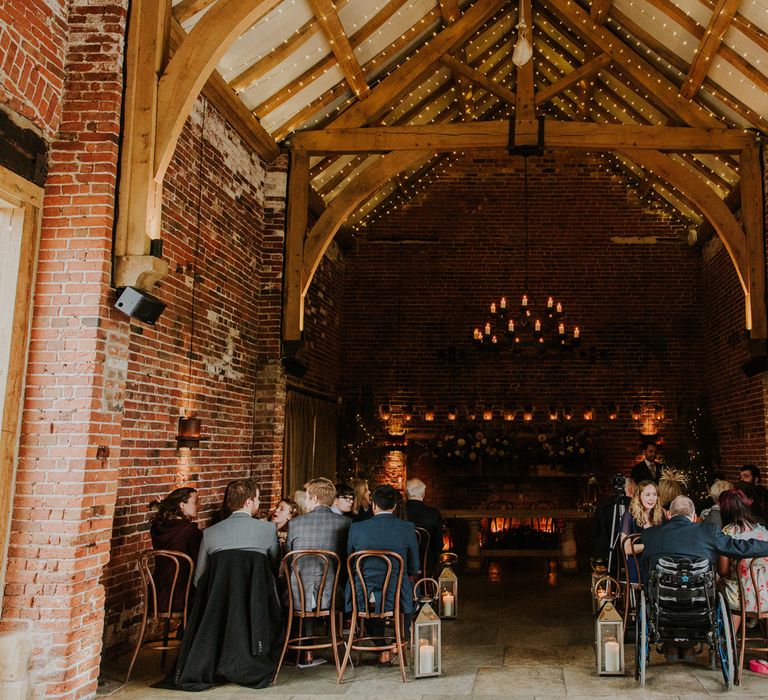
(508, 115), (545, 155)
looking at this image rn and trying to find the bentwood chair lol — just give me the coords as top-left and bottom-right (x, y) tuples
(338, 550), (408, 684)
(274, 549), (343, 682)
(735, 556), (768, 684)
(414, 527), (431, 577)
(617, 533), (643, 629)
(126, 550), (195, 683)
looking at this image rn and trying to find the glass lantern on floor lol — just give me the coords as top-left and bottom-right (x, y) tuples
(438, 564), (457, 619)
(596, 601), (624, 675)
(413, 601), (441, 678)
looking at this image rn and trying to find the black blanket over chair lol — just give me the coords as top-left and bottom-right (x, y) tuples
(153, 549), (283, 691)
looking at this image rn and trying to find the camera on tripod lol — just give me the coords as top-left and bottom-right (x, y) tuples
(611, 473), (626, 494)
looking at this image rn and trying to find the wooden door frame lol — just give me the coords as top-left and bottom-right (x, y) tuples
(0, 165), (43, 614)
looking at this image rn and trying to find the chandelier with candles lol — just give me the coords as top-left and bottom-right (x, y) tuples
(472, 157), (582, 352)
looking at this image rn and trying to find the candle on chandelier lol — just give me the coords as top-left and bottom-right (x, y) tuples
(474, 328), (482, 341)
(500, 297), (507, 310)
(490, 302), (497, 315)
(534, 319), (541, 332)
(573, 326), (580, 339)
(558, 322), (565, 335)
(484, 322), (491, 336)
(508, 319), (514, 332)
(556, 302), (563, 314)
(547, 296), (554, 309)
(521, 294), (528, 307)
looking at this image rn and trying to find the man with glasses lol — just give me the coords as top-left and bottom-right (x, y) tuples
(332, 483), (355, 516)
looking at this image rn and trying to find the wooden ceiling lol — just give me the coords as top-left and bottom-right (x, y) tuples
(171, 0), (768, 231)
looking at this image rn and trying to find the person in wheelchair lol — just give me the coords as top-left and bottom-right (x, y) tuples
(632, 496), (768, 685)
(641, 496), (768, 661)
(640, 496), (768, 571)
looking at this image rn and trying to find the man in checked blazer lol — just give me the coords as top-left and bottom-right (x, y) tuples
(194, 478), (279, 585)
(285, 477), (351, 611)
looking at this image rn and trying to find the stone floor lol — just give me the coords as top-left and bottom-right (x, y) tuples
(99, 560), (768, 698)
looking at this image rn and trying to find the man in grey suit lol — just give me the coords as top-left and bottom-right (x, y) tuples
(195, 478), (279, 584)
(286, 477), (351, 610)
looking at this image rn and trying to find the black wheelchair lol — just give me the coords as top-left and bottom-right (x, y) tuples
(635, 556), (736, 690)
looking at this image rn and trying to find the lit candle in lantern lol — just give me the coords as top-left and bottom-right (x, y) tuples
(547, 296), (554, 309)
(500, 296), (507, 310)
(490, 302), (497, 314)
(419, 640), (435, 675)
(604, 639), (621, 673)
(573, 326), (580, 339)
(558, 322), (565, 335)
(441, 592), (455, 617)
(484, 322), (491, 336)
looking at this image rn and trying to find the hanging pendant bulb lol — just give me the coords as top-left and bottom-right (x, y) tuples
(512, 19), (533, 67)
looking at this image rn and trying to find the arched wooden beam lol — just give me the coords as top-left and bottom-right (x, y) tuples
(300, 150), (434, 297)
(154, 0), (282, 181)
(623, 148), (761, 334)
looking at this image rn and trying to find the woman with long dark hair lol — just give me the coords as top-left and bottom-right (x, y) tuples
(148, 487), (202, 613)
(717, 488), (768, 631)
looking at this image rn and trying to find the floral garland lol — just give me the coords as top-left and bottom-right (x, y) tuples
(430, 423), (594, 474)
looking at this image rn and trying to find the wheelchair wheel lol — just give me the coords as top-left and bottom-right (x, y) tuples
(714, 593), (735, 691)
(634, 591), (647, 687)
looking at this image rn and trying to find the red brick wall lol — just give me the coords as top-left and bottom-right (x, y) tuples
(701, 235), (768, 481)
(340, 151), (704, 504)
(0, 0), (67, 138)
(101, 99), (288, 654)
(0, 2), (129, 698)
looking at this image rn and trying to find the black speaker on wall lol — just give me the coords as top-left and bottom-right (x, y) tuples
(115, 286), (166, 325)
(741, 354), (768, 378)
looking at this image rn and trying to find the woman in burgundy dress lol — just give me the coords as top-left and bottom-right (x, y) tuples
(148, 487), (202, 614)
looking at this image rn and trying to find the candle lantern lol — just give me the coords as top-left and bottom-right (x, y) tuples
(590, 561), (608, 614)
(596, 601), (625, 675)
(413, 601), (441, 678)
(438, 564), (458, 619)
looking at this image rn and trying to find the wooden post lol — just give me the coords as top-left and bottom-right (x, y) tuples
(513, 0), (538, 148)
(283, 151), (310, 345)
(114, 0), (170, 290)
(740, 142), (767, 344)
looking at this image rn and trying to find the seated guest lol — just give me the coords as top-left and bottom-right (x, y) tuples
(286, 478), (351, 606)
(331, 483), (354, 516)
(195, 478), (279, 584)
(641, 495), (768, 571)
(208, 480), (236, 527)
(148, 487), (202, 613)
(700, 479), (732, 527)
(737, 464), (768, 522)
(270, 498), (299, 549)
(717, 488), (768, 631)
(350, 478), (374, 522)
(347, 485), (420, 636)
(657, 468), (687, 510)
(631, 439), (660, 484)
(292, 489), (308, 515)
(404, 478), (443, 575)
(620, 480), (664, 584)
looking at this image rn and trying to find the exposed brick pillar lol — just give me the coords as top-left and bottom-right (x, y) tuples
(0, 1), (129, 698)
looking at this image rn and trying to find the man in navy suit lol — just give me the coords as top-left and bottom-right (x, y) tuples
(404, 478), (443, 576)
(641, 495), (768, 570)
(347, 484), (420, 624)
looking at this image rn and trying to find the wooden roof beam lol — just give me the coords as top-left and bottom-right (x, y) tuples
(291, 120), (756, 154)
(535, 52), (611, 107)
(330, 0), (508, 128)
(541, 0), (723, 129)
(440, 54), (516, 108)
(439, 0), (475, 119)
(175, 0), (218, 24)
(307, 0), (369, 100)
(513, 0), (537, 147)
(590, 0), (613, 25)
(681, 0), (743, 99)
